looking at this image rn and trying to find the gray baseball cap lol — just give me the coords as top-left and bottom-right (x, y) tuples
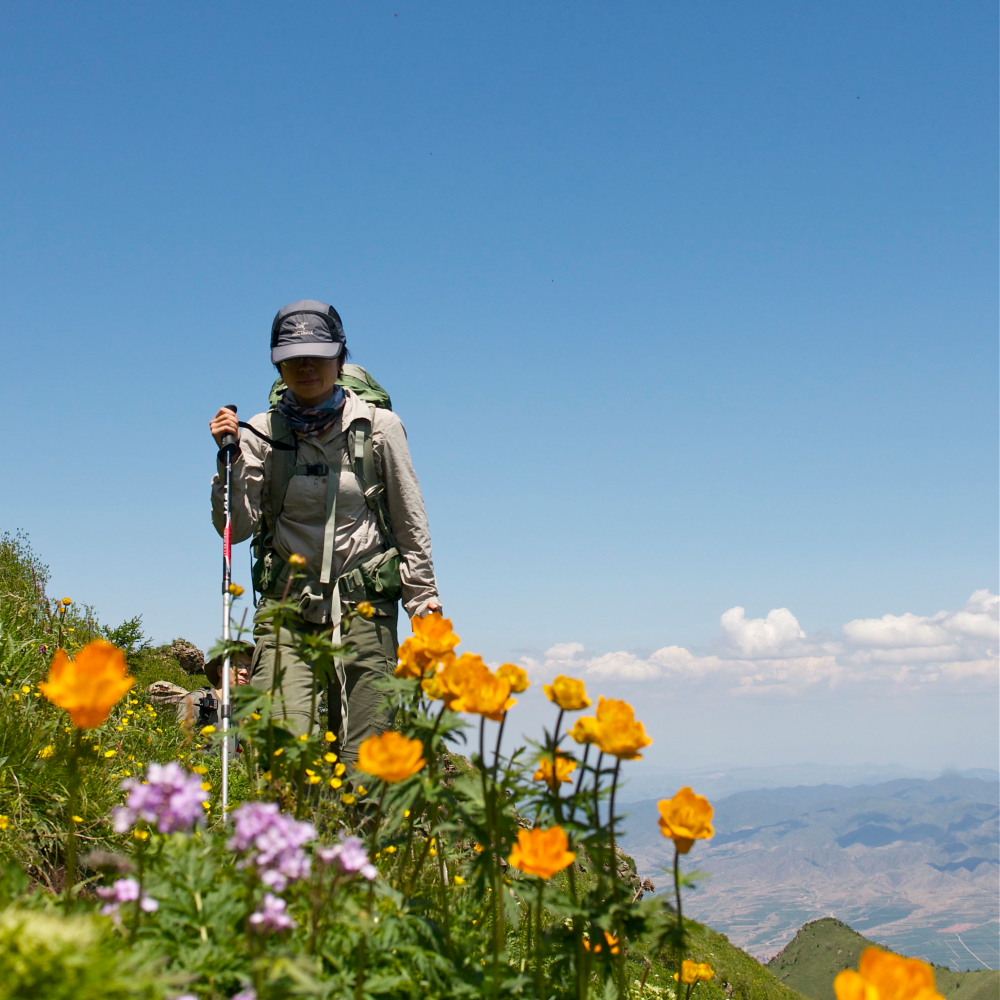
(270, 300), (346, 364)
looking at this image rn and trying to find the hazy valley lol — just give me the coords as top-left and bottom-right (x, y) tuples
(621, 772), (999, 971)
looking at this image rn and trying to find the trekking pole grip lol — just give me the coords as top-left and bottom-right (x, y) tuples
(218, 404), (239, 460)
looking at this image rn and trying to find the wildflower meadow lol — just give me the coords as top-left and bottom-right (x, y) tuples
(0, 532), (947, 1000)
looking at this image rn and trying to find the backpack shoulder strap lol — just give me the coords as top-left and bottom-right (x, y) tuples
(263, 410), (298, 537)
(348, 404), (395, 548)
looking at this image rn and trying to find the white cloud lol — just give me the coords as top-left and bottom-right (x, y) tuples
(720, 606), (806, 656)
(519, 591), (998, 695)
(842, 612), (950, 648)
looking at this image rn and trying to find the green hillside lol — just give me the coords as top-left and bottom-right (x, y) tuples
(677, 919), (809, 1000)
(766, 917), (999, 1000)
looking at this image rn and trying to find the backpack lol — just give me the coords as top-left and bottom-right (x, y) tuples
(146, 681), (219, 729)
(250, 365), (399, 602)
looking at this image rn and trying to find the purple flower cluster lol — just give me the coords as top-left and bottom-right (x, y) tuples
(228, 801), (316, 892)
(249, 891), (297, 932)
(96, 877), (158, 918)
(113, 761), (206, 834)
(317, 835), (377, 881)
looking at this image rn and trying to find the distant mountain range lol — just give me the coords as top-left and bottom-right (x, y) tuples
(620, 773), (999, 971)
(617, 762), (996, 802)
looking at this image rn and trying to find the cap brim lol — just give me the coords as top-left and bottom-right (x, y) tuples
(272, 341), (343, 365)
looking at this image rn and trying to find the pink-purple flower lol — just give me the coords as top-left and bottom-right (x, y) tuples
(113, 762), (206, 834)
(96, 877), (158, 917)
(317, 835), (377, 881)
(228, 801), (316, 892)
(248, 891), (297, 932)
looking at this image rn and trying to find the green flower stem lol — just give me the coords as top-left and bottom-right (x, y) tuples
(367, 784), (388, 855)
(477, 715), (504, 989)
(533, 878), (546, 1000)
(355, 874), (377, 1000)
(128, 833), (149, 939)
(673, 843), (686, 983)
(568, 864), (587, 1000)
(608, 757), (622, 893)
(62, 728), (84, 907)
(568, 742), (591, 824)
(490, 709), (508, 784)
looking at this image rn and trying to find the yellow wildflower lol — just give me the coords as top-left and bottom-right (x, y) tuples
(533, 753), (578, 790)
(38, 745), (56, 760)
(228, 583), (245, 597)
(657, 787), (715, 854)
(356, 601), (375, 619)
(675, 961), (714, 984)
(543, 675), (591, 711)
(288, 553), (307, 568)
(593, 697), (653, 759)
(497, 663), (530, 693)
(569, 715), (603, 745)
(0, 816), (9, 831)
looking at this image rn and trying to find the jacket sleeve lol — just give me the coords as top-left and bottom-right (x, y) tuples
(210, 415), (268, 545)
(373, 409), (439, 618)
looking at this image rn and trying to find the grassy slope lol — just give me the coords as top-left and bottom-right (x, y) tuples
(679, 919), (809, 1000)
(765, 918), (999, 1000)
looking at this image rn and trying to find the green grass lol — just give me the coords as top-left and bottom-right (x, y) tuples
(766, 917), (999, 1000)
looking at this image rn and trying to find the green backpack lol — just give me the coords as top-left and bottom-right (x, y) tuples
(268, 363), (393, 410)
(252, 365), (399, 601)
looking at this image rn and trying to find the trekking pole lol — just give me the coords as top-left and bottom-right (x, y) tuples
(217, 404), (239, 815)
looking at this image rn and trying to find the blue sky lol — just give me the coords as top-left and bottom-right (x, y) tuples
(3, 1), (996, 777)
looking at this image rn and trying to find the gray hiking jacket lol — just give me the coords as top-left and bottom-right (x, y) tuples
(211, 389), (439, 621)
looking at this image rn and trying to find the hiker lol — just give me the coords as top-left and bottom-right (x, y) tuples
(209, 299), (440, 763)
(146, 639), (253, 731)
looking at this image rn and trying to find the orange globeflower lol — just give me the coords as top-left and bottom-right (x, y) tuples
(835, 947), (944, 1000)
(533, 753), (577, 790)
(497, 663), (530, 693)
(593, 697), (653, 760)
(412, 612), (461, 653)
(657, 787), (715, 854)
(422, 652), (485, 708)
(569, 715), (602, 745)
(543, 675), (592, 711)
(508, 825), (576, 879)
(398, 613), (461, 679)
(356, 731), (426, 783)
(39, 640), (134, 729)
(452, 668), (515, 721)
